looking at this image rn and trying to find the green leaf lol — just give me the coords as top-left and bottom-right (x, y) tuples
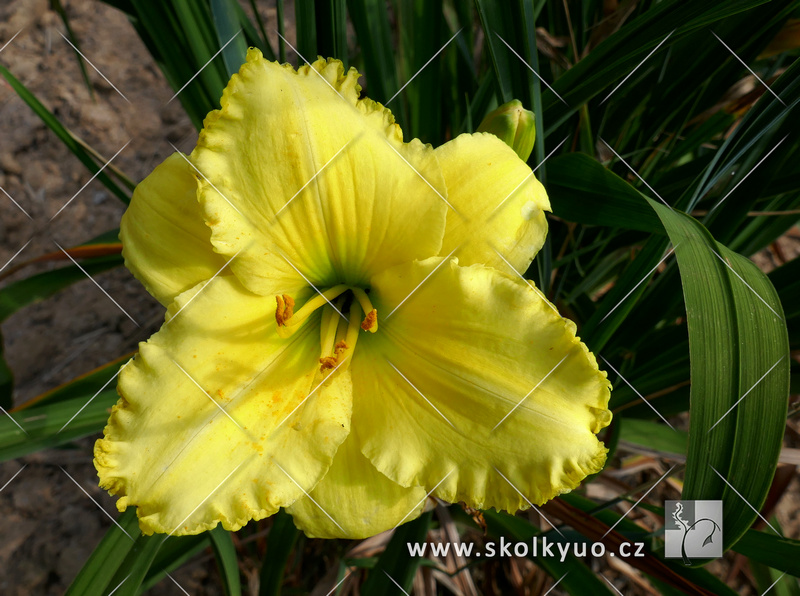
(649, 199), (789, 552)
(734, 529), (800, 576)
(210, 0), (248, 77)
(316, 0), (348, 65)
(209, 528), (242, 596)
(548, 153), (665, 233)
(543, 0), (774, 134)
(346, 0), (398, 103)
(65, 509), (142, 596)
(0, 65), (131, 204)
(1, 391), (117, 461)
(619, 418), (687, 457)
(361, 512), (432, 595)
(105, 533), (163, 596)
(0, 255), (123, 323)
(259, 509), (299, 596)
(142, 535), (210, 591)
(0, 329), (13, 410)
(294, 0), (317, 61)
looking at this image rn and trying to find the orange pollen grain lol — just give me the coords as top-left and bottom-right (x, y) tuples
(334, 340), (348, 355)
(319, 356), (338, 371)
(361, 309), (378, 332)
(274, 294), (295, 326)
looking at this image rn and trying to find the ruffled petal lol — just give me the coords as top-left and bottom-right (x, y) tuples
(120, 153), (227, 306)
(191, 49), (448, 293)
(286, 427), (427, 538)
(435, 133), (550, 273)
(351, 258), (611, 512)
(94, 275), (352, 535)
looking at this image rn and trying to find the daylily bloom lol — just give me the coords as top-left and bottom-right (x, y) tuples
(95, 48), (611, 538)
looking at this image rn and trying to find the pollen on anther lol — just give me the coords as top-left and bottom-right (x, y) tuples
(361, 309), (378, 333)
(319, 356), (338, 371)
(275, 294), (295, 326)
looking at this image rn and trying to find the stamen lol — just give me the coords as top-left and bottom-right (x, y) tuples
(318, 301), (362, 374)
(275, 284), (349, 337)
(352, 287), (378, 333)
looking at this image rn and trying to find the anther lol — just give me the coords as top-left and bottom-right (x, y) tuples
(275, 294), (295, 326)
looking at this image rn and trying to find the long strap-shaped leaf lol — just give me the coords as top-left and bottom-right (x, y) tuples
(549, 152), (789, 553)
(649, 199), (789, 552)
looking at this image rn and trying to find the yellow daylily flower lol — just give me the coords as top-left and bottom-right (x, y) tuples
(95, 48), (611, 539)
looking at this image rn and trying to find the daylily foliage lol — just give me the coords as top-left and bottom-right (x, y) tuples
(95, 49), (611, 539)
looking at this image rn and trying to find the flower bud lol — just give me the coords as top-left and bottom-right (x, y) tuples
(476, 99), (536, 161)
